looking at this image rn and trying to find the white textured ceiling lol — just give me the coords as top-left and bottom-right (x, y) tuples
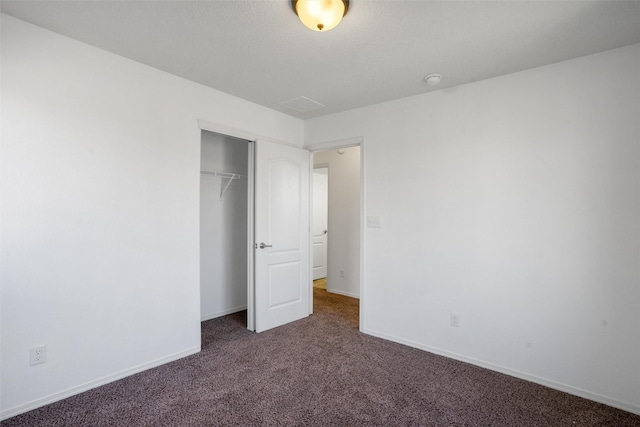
(2, 1), (640, 119)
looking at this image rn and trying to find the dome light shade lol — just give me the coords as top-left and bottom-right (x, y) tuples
(292, 0), (349, 32)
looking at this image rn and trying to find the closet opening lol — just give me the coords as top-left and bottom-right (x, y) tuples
(200, 130), (252, 328)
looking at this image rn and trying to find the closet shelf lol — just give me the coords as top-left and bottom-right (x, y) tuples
(200, 170), (246, 200)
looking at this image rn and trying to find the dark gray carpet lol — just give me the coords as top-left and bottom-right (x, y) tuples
(3, 289), (639, 426)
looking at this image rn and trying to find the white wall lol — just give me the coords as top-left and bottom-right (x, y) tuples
(313, 147), (361, 298)
(0, 15), (302, 418)
(200, 131), (248, 320)
(305, 44), (640, 413)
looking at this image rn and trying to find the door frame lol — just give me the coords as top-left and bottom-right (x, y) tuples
(197, 119), (309, 332)
(307, 137), (366, 331)
(198, 119), (256, 331)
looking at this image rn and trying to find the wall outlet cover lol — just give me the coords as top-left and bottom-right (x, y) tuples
(30, 345), (47, 366)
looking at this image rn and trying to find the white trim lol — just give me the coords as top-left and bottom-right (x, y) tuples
(358, 139), (366, 332)
(201, 306), (248, 322)
(0, 346), (201, 421)
(326, 289), (360, 299)
(306, 137), (363, 152)
(197, 119), (302, 149)
(308, 154), (315, 315)
(246, 141), (256, 331)
(362, 327), (640, 416)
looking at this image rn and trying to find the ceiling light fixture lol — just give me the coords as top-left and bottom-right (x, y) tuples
(424, 74), (442, 86)
(292, 0), (349, 32)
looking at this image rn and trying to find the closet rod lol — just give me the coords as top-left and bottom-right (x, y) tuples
(200, 170), (246, 179)
(200, 170), (246, 200)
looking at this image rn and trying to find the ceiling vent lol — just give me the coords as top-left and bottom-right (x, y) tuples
(279, 96), (325, 113)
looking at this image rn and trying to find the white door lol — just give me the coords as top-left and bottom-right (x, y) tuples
(312, 168), (328, 280)
(254, 140), (310, 333)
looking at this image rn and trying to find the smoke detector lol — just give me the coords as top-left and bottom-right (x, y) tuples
(424, 74), (442, 86)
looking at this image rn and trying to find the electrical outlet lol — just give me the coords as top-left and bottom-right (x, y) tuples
(339, 269), (345, 278)
(30, 345), (46, 366)
(450, 313), (461, 328)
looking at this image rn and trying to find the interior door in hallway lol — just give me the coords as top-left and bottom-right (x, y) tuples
(254, 140), (310, 333)
(312, 168), (328, 280)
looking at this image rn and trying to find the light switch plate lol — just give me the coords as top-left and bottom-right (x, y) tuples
(367, 215), (382, 228)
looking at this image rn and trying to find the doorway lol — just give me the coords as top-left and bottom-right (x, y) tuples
(311, 146), (361, 301)
(199, 130), (250, 324)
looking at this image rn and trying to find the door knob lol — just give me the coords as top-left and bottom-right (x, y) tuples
(323, 229), (328, 234)
(259, 242), (273, 249)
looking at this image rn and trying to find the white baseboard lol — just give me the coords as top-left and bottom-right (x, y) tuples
(362, 327), (640, 416)
(0, 346), (201, 421)
(326, 288), (360, 299)
(201, 305), (247, 322)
